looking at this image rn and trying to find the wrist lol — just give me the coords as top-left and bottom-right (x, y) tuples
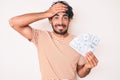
(44, 10), (53, 18)
(35, 11), (51, 20)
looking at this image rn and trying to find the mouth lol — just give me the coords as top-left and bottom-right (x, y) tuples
(55, 24), (66, 30)
(53, 24), (68, 35)
(57, 26), (65, 30)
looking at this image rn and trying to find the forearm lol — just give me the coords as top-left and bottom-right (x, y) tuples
(9, 3), (67, 28)
(9, 11), (49, 28)
(77, 65), (91, 78)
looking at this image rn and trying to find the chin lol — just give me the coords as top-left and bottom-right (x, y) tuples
(54, 30), (68, 35)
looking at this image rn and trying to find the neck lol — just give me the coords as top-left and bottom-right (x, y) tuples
(53, 32), (69, 38)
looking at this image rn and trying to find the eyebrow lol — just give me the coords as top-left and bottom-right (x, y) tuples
(63, 14), (68, 17)
(54, 13), (68, 17)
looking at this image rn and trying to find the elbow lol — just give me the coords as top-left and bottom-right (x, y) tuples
(9, 17), (20, 29)
(9, 18), (15, 28)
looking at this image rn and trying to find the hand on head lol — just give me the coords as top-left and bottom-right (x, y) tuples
(46, 3), (68, 18)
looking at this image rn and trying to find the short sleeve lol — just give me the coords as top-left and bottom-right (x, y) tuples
(77, 55), (86, 66)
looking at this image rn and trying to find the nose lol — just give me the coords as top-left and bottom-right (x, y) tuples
(58, 18), (63, 25)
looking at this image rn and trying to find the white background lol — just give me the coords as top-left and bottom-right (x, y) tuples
(0, 0), (120, 80)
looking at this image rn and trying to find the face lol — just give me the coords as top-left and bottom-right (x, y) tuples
(50, 12), (70, 35)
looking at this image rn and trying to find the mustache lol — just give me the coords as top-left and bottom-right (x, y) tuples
(55, 24), (66, 27)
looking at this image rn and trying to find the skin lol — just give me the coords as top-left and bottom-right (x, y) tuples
(9, 2), (98, 78)
(50, 12), (70, 37)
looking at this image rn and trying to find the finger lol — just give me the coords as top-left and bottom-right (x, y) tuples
(88, 52), (99, 64)
(53, 4), (67, 10)
(56, 7), (67, 11)
(56, 7), (67, 13)
(55, 3), (67, 8)
(51, 3), (68, 12)
(86, 53), (98, 67)
(85, 57), (94, 68)
(86, 54), (94, 67)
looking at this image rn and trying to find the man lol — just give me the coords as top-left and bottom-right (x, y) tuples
(9, 1), (98, 80)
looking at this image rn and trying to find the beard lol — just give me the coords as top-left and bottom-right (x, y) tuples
(52, 24), (68, 35)
(53, 29), (68, 35)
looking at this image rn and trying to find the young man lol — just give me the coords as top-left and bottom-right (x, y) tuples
(9, 1), (98, 80)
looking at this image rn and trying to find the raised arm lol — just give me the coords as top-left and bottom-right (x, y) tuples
(9, 3), (67, 40)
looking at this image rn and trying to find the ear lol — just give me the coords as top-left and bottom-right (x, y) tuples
(69, 18), (72, 21)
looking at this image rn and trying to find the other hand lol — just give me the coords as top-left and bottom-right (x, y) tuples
(84, 51), (99, 69)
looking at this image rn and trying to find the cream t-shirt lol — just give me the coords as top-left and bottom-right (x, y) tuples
(31, 29), (85, 80)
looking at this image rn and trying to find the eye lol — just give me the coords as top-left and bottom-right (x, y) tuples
(53, 16), (59, 20)
(63, 16), (69, 20)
